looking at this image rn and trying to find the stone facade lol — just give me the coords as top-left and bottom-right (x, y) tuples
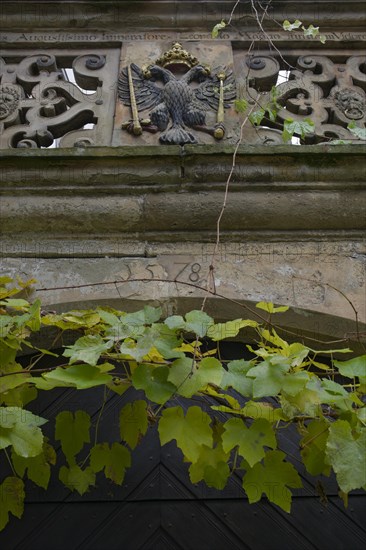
(0, 0), (365, 345)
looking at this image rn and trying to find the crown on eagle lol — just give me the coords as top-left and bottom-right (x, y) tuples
(155, 43), (199, 69)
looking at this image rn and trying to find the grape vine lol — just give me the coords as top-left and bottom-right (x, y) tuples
(0, 276), (365, 530)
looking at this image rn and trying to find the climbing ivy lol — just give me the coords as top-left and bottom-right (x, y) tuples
(0, 277), (365, 530)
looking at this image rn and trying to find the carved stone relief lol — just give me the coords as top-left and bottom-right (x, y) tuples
(113, 41), (243, 146)
(0, 42), (365, 148)
(0, 49), (120, 148)
(236, 53), (366, 143)
(117, 43), (236, 145)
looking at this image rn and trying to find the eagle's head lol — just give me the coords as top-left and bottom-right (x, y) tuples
(144, 64), (174, 84)
(183, 64), (211, 83)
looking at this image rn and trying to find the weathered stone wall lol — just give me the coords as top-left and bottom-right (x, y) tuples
(0, 1), (365, 344)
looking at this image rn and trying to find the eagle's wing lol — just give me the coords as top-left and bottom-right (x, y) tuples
(193, 66), (236, 111)
(118, 63), (162, 112)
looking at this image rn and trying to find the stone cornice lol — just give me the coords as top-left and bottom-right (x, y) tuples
(1, 145), (365, 253)
(1, 144), (365, 189)
(0, 1), (365, 33)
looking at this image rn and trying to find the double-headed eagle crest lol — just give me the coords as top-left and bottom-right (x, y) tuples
(118, 43), (236, 145)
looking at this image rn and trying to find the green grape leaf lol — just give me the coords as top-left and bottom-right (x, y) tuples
(30, 378), (75, 391)
(347, 121), (366, 140)
(280, 386), (322, 418)
(281, 371), (310, 396)
(90, 442), (131, 484)
(143, 305), (162, 324)
(234, 99), (248, 113)
(204, 386), (241, 410)
(0, 276), (14, 285)
(283, 118), (315, 142)
(247, 359), (290, 398)
(152, 324), (184, 359)
(55, 410), (90, 464)
(168, 357), (223, 398)
(211, 401), (285, 422)
(132, 364), (175, 404)
(63, 335), (112, 366)
(0, 477), (25, 531)
(283, 19), (302, 31)
(325, 420), (366, 493)
(0, 407), (47, 457)
(164, 315), (186, 330)
(104, 319), (145, 341)
(334, 355), (366, 378)
(249, 108), (266, 126)
(243, 450), (302, 512)
(240, 401), (284, 422)
(42, 363), (113, 390)
(189, 444), (230, 489)
(300, 419), (331, 476)
(212, 19), (226, 38)
(119, 334), (154, 362)
(0, 362), (30, 394)
(259, 328), (288, 349)
(122, 306), (162, 326)
(185, 310), (214, 337)
(302, 24), (320, 38)
(119, 400), (148, 449)
(222, 418), (276, 467)
(62, 310), (101, 328)
(159, 406), (212, 462)
(12, 441), (56, 489)
(0, 340), (18, 366)
(357, 408), (366, 426)
(107, 377), (131, 396)
(255, 302), (289, 314)
(0, 298), (30, 309)
(221, 359), (254, 397)
(0, 384), (38, 407)
(97, 308), (120, 326)
(59, 464), (95, 496)
(305, 378), (353, 413)
(207, 319), (258, 341)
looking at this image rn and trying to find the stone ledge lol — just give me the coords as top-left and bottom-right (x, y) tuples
(0, 1), (365, 33)
(1, 145), (365, 247)
(1, 145), (365, 190)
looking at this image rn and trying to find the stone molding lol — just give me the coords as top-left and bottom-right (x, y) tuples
(0, 1), (365, 34)
(0, 144), (365, 257)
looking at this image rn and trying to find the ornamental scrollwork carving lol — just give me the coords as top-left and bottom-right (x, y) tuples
(0, 51), (116, 149)
(240, 53), (366, 143)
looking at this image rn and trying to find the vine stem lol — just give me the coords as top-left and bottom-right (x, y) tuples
(35, 277), (358, 346)
(80, 386), (109, 469)
(231, 447), (239, 473)
(300, 426), (330, 449)
(200, 97), (261, 313)
(227, 0), (241, 27)
(4, 449), (17, 477)
(94, 385), (108, 446)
